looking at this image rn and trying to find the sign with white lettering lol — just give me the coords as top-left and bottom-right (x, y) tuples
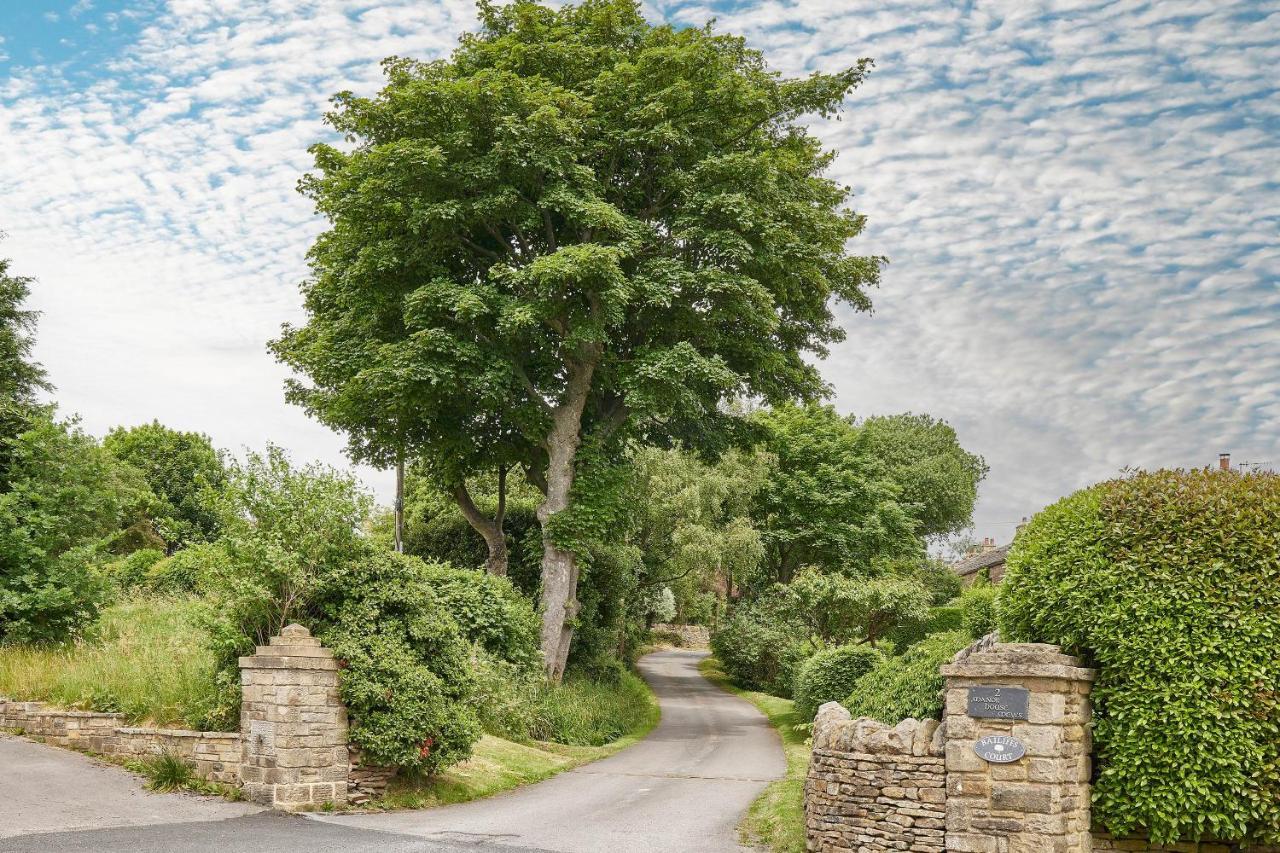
(966, 686), (1029, 720)
(974, 735), (1026, 763)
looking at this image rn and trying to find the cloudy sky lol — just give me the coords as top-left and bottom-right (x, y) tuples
(2, 0), (1277, 542)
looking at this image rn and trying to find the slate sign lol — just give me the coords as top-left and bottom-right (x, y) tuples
(974, 734), (1026, 763)
(966, 686), (1029, 720)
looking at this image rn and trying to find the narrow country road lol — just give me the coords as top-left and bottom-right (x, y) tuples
(0, 649), (784, 853)
(320, 648), (787, 852)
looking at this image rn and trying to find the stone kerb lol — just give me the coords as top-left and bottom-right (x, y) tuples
(805, 702), (946, 853)
(940, 641), (1096, 853)
(238, 623), (348, 810)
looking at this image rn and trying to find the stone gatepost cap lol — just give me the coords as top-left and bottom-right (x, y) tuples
(940, 641), (1096, 682)
(280, 624), (311, 639)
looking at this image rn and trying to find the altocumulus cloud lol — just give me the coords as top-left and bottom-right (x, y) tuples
(0, 0), (1276, 538)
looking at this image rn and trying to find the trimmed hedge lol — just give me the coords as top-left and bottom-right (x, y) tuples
(885, 604), (963, 651)
(793, 644), (883, 721)
(1000, 469), (1280, 844)
(956, 583), (997, 639)
(843, 631), (971, 723)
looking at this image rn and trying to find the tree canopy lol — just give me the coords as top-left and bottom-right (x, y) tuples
(0, 254), (52, 487)
(104, 422), (227, 551)
(272, 0), (881, 677)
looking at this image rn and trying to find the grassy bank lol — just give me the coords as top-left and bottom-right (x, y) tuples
(699, 656), (808, 853)
(0, 597), (222, 728)
(375, 670), (661, 810)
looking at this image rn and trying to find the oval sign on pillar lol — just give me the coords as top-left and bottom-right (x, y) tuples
(974, 734), (1026, 763)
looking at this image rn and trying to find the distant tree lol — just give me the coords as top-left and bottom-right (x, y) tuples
(858, 413), (987, 539)
(271, 0), (880, 678)
(752, 404), (919, 583)
(104, 422), (226, 552)
(784, 568), (930, 647)
(0, 254), (52, 487)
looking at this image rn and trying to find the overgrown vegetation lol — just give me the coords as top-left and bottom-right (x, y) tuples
(1000, 469), (1280, 845)
(0, 597), (222, 728)
(792, 644), (883, 722)
(843, 631), (972, 723)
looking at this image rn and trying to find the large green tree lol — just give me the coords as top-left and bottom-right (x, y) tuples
(271, 0), (880, 678)
(103, 421), (227, 552)
(0, 254), (52, 487)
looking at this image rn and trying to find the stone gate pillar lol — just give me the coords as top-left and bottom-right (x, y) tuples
(239, 624), (349, 810)
(940, 642), (1095, 853)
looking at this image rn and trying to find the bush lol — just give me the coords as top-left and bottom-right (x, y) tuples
(417, 563), (540, 670)
(315, 551), (480, 774)
(793, 644), (884, 721)
(843, 631), (971, 723)
(957, 583), (997, 639)
(884, 605), (963, 651)
(145, 542), (230, 594)
(999, 469), (1280, 844)
(103, 548), (165, 593)
(711, 595), (812, 697)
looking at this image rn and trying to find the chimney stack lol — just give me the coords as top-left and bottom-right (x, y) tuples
(1219, 452), (1231, 471)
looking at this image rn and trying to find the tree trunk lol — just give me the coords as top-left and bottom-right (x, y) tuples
(535, 359), (594, 682)
(453, 469), (509, 576)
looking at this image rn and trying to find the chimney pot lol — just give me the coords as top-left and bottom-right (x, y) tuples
(1219, 452), (1231, 471)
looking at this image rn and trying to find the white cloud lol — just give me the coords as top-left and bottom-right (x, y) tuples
(1, 0), (1276, 536)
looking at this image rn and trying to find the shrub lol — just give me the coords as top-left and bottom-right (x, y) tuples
(711, 595), (812, 697)
(103, 548), (165, 593)
(843, 631), (971, 723)
(315, 550), (480, 774)
(145, 542), (230, 594)
(999, 469), (1280, 844)
(957, 583), (997, 639)
(417, 563), (540, 670)
(793, 644), (884, 721)
(884, 604), (963, 651)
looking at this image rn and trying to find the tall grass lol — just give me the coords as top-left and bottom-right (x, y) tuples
(0, 596), (224, 729)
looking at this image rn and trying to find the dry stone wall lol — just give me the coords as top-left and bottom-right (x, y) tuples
(805, 703), (946, 852)
(0, 701), (241, 783)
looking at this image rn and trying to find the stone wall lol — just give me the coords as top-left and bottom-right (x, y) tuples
(0, 701), (241, 783)
(805, 703), (946, 852)
(651, 623), (711, 647)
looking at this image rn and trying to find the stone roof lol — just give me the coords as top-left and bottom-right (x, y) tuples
(952, 545), (1009, 579)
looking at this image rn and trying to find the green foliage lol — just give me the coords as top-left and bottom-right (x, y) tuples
(857, 413), (988, 539)
(0, 254), (52, 487)
(784, 568), (931, 646)
(0, 596), (225, 729)
(884, 556), (962, 606)
(710, 594), (812, 697)
(144, 542), (231, 595)
(883, 605), (964, 653)
(843, 630), (971, 723)
(103, 548), (165, 593)
(792, 644), (884, 721)
(957, 582), (997, 639)
(999, 469), (1280, 844)
(314, 550), (480, 773)
(0, 416), (155, 643)
(103, 422), (226, 550)
(416, 561), (541, 670)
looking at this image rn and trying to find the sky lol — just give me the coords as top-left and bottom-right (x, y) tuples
(1, 0), (1277, 544)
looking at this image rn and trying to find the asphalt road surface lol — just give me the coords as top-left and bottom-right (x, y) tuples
(0, 649), (784, 853)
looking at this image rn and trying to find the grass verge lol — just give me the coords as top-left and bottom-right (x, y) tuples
(699, 656), (808, 853)
(372, 670), (661, 811)
(0, 597), (222, 729)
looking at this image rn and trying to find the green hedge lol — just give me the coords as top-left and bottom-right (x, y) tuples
(710, 596), (811, 697)
(843, 631), (971, 723)
(885, 604), (963, 651)
(793, 644), (883, 721)
(999, 469), (1280, 844)
(956, 584), (997, 639)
